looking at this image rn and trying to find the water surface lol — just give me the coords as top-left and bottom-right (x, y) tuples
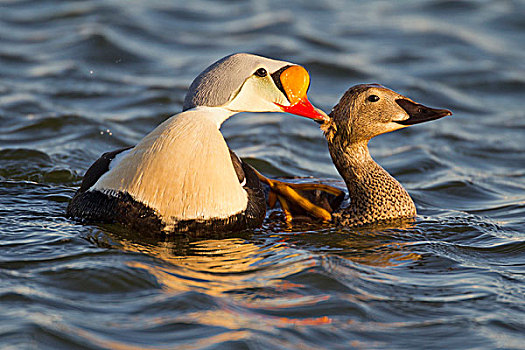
(1, 0), (524, 349)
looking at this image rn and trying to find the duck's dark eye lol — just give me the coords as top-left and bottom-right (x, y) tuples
(367, 95), (380, 102)
(254, 68), (267, 77)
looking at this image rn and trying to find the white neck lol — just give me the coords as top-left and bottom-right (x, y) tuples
(191, 106), (236, 128)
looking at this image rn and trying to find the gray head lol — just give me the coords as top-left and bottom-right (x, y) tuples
(322, 84), (452, 146)
(182, 53), (326, 121)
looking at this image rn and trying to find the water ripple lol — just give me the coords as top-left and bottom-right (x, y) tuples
(1, 0), (524, 348)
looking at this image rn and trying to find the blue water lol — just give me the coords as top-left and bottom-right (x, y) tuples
(1, 0), (524, 349)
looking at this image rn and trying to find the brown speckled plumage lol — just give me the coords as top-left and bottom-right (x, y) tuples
(328, 141), (416, 226)
(321, 84), (451, 227)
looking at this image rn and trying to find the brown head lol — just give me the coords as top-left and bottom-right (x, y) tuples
(322, 84), (452, 147)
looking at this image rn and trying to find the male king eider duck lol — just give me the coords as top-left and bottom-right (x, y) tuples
(269, 84), (452, 227)
(67, 53), (327, 234)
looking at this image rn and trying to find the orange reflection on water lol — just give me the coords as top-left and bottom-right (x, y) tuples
(105, 223), (423, 336)
(122, 238), (314, 296)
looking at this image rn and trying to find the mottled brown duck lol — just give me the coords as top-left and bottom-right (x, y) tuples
(270, 84), (451, 227)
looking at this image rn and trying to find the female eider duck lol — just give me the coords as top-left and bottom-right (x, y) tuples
(269, 84), (451, 227)
(67, 53), (327, 234)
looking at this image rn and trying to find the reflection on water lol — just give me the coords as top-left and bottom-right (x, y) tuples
(100, 227), (423, 337)
(264, 214), (423, 267)
(115, 235), (321, 294)
(112, 221), (422, 283)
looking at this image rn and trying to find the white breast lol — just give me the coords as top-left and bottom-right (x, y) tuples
(92, 107), (248, 223)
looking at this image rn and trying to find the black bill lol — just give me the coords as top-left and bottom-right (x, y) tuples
(395, 99), (452, 125)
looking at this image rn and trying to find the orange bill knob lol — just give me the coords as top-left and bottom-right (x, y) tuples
(276, 65), (327, 121)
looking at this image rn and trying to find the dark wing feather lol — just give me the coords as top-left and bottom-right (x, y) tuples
(228, 148), (245, 185)
(228, 148), (266, 224)
(78, 146), (133, 193)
